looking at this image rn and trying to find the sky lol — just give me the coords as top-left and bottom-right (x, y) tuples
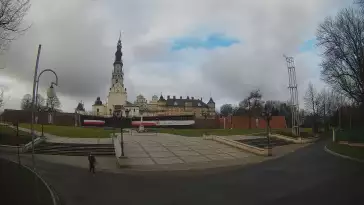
(0, 0), (354, 112)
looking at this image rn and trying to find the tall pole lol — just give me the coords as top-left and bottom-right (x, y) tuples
(31, 44), (41, 170)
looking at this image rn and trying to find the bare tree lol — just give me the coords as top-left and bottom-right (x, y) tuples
(46, 95), (61, 112)
(0, 0), (31, 50)
(0, 88), (4, 108)
(21, 93), (45, 111)
(220, 104), (233, 117)
(316, 7), (364, 110)
(240, 89), (263, 129)
(304, 82), (319, 132)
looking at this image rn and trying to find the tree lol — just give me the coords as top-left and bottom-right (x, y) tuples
(0, 88), (3, 108)
(240, 89), (263, 129)
(21, 94), (45, 111)
(220, 104), (233, 117)
(304, 83), (319, 132)
(46, 95), (61, 112)
(0, 0), (31, 50)
(316, 7), (364, 110)
(20, 94), (31, 110)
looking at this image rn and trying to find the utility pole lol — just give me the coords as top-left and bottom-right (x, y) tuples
(284, 55), (300, 136)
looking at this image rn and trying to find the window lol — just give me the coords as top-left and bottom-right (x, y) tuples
(198, 103), (201, 106)
(174, 101), (178, 106)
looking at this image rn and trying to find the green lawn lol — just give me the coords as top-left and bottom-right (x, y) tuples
(155, 128), (313, 137)
(336, 129), (364, 143)
(0, 125), (33, 145)
(19, 124), (114, 138)
(327, 142), (364, 160)
(155, 128), (270, 137)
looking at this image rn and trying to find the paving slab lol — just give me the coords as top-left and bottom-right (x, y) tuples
(180, 156), (210, 163)
(205, 154), (235, 160)
(125, 152), (150, 158)
(143, 146), (169, 152)
(193, 149), (222, 155)
(218, 147), (243, 153)
(153, 157), (184, 165)
(167, 146), (191, 151)
(118, 158), (155, 166)
(148, 151), (176, 158)
(172, 150), (201, 157)
(225, 152), (252, 158)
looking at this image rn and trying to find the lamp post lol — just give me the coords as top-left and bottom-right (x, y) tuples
(262, 104), (272, 156)
(139, 104), (146, 132)
(120, 109), (130, 157)
(31, 45), (58, 171)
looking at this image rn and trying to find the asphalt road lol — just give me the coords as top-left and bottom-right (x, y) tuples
(5, 140), (364, 205)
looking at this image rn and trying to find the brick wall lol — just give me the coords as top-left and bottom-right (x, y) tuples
(193, 118), (220, 129)
(0, 109), (76, 126)
(219, 116), (287, 129)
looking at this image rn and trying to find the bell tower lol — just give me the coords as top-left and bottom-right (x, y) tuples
(107, 32), (127, 115)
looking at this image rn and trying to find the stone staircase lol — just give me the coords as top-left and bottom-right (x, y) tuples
(30, 142), (115, 156)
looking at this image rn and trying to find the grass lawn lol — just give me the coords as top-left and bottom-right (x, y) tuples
(336, 129), (364, 143)
(151, 127), (313, 137)
(155, 128), (270, 137)
(19, 123), (115, 138)
(327, 142), (364, 160)
(0, 125), (33, 146)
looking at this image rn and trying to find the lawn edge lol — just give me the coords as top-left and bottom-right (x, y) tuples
(324, 144), (364, 163)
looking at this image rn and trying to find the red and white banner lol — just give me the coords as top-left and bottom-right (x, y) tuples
(132, 120), (195, 127)
(84, 120), (105, 125)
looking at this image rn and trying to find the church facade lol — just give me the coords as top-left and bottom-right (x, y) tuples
(91, 37), (215, 119)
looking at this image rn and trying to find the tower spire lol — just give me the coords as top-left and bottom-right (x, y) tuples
(114, 32), (123, 65)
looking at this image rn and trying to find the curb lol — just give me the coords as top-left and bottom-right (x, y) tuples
(324, 145), (364, 163)
(5, 158), (59, 205)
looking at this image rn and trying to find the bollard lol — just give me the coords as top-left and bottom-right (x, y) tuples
(332, 129), (336, 142)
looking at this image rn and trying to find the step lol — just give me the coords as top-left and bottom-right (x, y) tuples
(34, 145), (114, 151)
(34, 148), (115, 153)
(36, 143), (113, 148)
(34, 149), (115, 156)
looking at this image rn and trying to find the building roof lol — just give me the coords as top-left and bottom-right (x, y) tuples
(208, 97), (215, 104)
(125, 101), (136, 106)
(158, 95), (166, 102)
(93, 97), (103, 106)
(165, 98), (208, 108)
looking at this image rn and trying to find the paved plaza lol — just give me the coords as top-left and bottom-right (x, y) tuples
(4, 126), (306, 171)
(117, 133), (254, 167)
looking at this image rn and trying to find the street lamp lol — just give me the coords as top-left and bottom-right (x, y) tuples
(262, 103), (272, 156)
(120, 109), (130, 157)
(30, 46), (59, 170)
(139, 104), (146, 132)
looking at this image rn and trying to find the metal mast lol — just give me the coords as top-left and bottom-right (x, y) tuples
(284, 55), (300, 136)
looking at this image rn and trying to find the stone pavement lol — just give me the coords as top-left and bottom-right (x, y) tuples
(1, 123), (308, 171)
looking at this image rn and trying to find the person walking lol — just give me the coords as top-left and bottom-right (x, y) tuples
(88, 152), (96, 174)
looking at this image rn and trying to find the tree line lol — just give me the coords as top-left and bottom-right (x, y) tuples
(220, 0), (364, 133)
(20, 93), (62, 112)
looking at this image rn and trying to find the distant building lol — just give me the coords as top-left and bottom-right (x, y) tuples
(89, 35), (215, 119)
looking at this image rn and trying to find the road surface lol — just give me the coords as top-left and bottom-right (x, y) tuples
(3, 140), (364, 205)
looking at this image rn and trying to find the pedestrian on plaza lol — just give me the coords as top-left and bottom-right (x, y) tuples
(88, 152), (96, 174)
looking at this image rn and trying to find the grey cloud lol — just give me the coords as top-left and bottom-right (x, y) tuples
(1, 0), (353, 112)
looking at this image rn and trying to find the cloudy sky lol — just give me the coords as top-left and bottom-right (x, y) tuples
(0, 0), (353, 112)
